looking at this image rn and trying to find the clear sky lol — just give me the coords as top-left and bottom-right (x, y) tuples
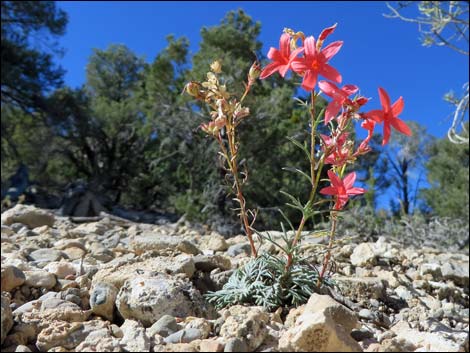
(56, 1), (469, 139)
(55, 1), (468, 211)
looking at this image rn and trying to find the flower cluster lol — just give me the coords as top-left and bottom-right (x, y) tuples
(261, 24), (412, 211)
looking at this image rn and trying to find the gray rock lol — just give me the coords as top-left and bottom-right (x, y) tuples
(90, 282), (118, 321)
(358, 309), (374, 320)
(24, 270), (56, 289)
(441, 261), (469, 287)
(164, 328), (203, 344)
(116, 274), (205, 327)
(193, 254), (232, 272)
(1, 204), (55, 228)
(119, 320), (150, 352)
(350, 243), (376, 267)
(1, 295), (13, 345)
(147, 315), (179, 337)
(227, 243), (251, 257)
(224, 337), (248, 352)
(1, 265), (25, 292)
(27, 248), (64, 263)
(334, 276), (386, 300)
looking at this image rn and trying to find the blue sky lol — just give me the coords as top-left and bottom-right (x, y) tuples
(55, 1), (468, 211)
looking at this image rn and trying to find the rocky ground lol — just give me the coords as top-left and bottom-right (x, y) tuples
(1, 204), (468, 352)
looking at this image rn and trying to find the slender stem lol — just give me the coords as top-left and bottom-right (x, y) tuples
(317, 210), (338, 286)
(285, 92), (318, 270)
(217, 128), (258, 258)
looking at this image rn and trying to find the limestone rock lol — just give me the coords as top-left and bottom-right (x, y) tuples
(44, 262), (77, 279)
(90, 282), (118, 321)
(219, 305), (269, 351)
(24, 270), (57, 289)
(278, 294), (361, 352)
(1, 294), (13, 345)
(1, 204), (55, 228)
(1, 265), (25, 292)
(350, 243), (376, 267)
(116, 274), (206, 327)
(119, 319), (150, 352)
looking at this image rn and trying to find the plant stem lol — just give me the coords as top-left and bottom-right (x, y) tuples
(317, 210), (338, 286)
(217, 130), (258, 258)
(285, 92), (318, 270)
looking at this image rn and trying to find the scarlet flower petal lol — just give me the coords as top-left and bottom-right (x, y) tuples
(291, 59), (308, 74)
(343, 172), (357, 190)
(382, 122), (391, 146)
(348, 187), (367, 195)
(327, 170), (342, 189)
(267, 47), (283, 62)
(391, 118), (412, 136)
(320, 186), (337, 195)
(304, 36), (317, 57)
(342, 84), (359, 96)
(378, 87), (391, 112)
(260, 62), (282, 79)
(301, 70), (318, 91)
(391, 97), (404, 117)
(322, 41), (343, 61)
(321, 64), (342, 83)
(366, 110), (384, 123)
(279, 33), (291, 59)
(319, 23), (337, 42)
(325, 100), (342, 124)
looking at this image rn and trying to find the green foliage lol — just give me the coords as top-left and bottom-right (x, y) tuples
(421, 129), (469, 219)
(206, 252), (332, 310)
(1, 1), (67, 110)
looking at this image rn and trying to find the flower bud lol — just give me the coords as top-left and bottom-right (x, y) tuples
(210, 60), (222, 74)
(248, 61), (261, 86)
(184, 81), (203, 98)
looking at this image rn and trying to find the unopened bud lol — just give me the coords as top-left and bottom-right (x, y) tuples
(184, 81), (202, 98)
(248, 61), (261, 85)
(210, 60), (222, 74)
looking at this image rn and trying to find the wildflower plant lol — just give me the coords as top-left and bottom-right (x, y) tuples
(184, 23), (411, 309)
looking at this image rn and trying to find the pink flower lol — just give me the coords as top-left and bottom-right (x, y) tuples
(366, 87), (412, 145)
(321, 133), (351, 166)
(291, 28), (343, 91)
(260, 33), (304, 79)
(318, 80), (358, 124)
(357, 116), (376, 153)
(320, 170), (366, 210)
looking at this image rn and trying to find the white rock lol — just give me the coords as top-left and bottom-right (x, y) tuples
(44, 261), (77, 279)
(1, 204), (55, 228)
(24, 270), (56, 289)
(119, 320), (150, 352)
(350, 243), (376, 267)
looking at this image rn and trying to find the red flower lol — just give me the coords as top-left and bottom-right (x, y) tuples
(321, 133), (351, 166)
(320, 170), (366, 210)
(318, 80), (358, 124)
(260, 33), (304, 79)
(366, 87), (412, 145)
(357, 116), (376, 153)
(291, 30), (343, 91)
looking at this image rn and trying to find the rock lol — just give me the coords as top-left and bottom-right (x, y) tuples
(119, 319), (151, 352)
(75, 328), (122, 352)
(130, 233), (184, 254)
(224, 337), (248, 352)
(1, 204), (55, 228)
(184, 318), (211, 339)
(20, 297), (91, 322)
(200, 339), (224, 352)
(334, 276), (386, 300)
(147, 315), (179, 338)
(193, 255), (232, 272)
(226, 243), (251, 257)
(1, 294), (13, 345)
(204, 234), (229, 252)
(23, 270), (56, 289)
(1, 265), (25, 292)
(177, 240), (201, 255)
(91, 254), (195, 290)
(419, 263), (442, 278)
(358, 309), (375, 321)
(44, 262), (76, 279)
(27, 248), (64, 263)
(391, 320), (468, 351)
(90, 282), (118, 321)
(441, 260), (469, 287)
(116, 274), (207, 327)
(278, 294), (361, 352)
(36, 320), (108, 351)
(350, 243), (376, 267)
(164, 328), (203, 344)
(70, 222), (109, 236)
(13, 345), (32, 352)
(394, 285), (414, 301)
(219, 306), (269, 351)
